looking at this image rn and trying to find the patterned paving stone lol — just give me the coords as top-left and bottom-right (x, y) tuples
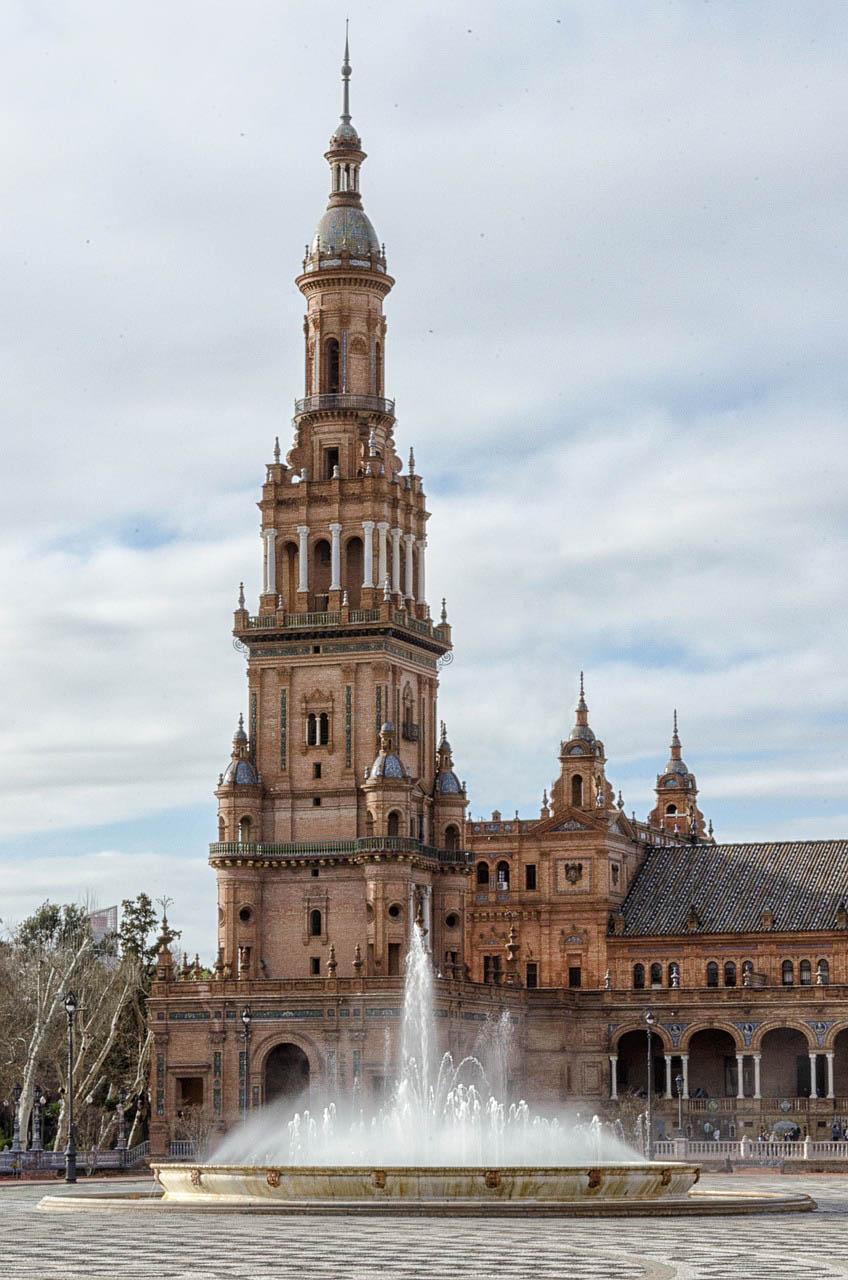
(1, 1174), (846, 1279)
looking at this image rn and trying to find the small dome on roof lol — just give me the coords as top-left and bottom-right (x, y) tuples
(312, 205), (380, 259)
(436, 769), (462, 795)
(223, 758), (258, 786)
(369, 751), (406, 780)
(330, 120), (361, 146)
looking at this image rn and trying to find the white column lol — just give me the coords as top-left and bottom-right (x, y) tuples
(736, 1053), (745, 1099)
(827, 1051), (835, 1100)
(391, 527), (402, 594)
(377, 522), (389, 588)
(809, 1051), (819, 1099)
(296, 525), (309, 593)
(664, 1056), (673, 1099)
(262, 529), (276, 595)
(681, 1053), (689, 1100)
(408, 882), (416, 942)
(609, 1054), (618, 1101)
(329, 523), (342, 591)
(403, 533), (415, 600)
(416, 538), (427, 604)
(753, 1053), (762, 1099)
(362, 521), (375, 588)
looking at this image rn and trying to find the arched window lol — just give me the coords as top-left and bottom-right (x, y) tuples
(724, 960), (737, 987)
(650, 962), (662, 986)
(799, 959), (812, 986)
(218, 816), (226, 841)
(387, 810), (400, 838)
(319, 712), (329, 746)
(282, 541), (299, 607)
(344, 536), (363, 609)
(476, 861), (490, 887)
(312, 539), (331, 602)
(307, 713), (318, 747)
(633, 963), (645, 990)
(444, 825), (460, 852)
(742, 959), (754, 985)
(666, 803), (677, 815)
(817, 958), (830, 985)
(496, 861), (510, 891)
(365, 811), (375, 837)
(309, 909), (322, 937)
(706, 961), (719, 987)
(324, 338), (340, 394)
(571, 775), (583, 807)
(238, 816), (251, 843)
(375, 341), (383, 394)
(668, 962), (680, 987)
(781, 959), (794, 986)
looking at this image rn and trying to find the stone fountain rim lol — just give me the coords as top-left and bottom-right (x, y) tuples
(158, 1161), (693, 1173)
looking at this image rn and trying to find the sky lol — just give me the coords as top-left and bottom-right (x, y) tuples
(1, 1), (847, 959)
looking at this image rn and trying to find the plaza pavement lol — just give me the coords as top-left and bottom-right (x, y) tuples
(2, 1174), (847, 1279)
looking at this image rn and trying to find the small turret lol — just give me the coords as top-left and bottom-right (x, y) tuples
(550, 674), (615, 816)
(648, 711), (706, 838)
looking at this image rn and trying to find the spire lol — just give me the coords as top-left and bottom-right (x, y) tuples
(572, 671), (591, 735)
(341, 19), (351, 126)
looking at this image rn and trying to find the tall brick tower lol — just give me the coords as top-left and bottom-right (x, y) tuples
(212, 33), (468, 987)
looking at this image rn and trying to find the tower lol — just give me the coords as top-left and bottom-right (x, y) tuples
(648, 711), (706, 837)
(550, 674), (615, 816)
(213, 35), (466, 982)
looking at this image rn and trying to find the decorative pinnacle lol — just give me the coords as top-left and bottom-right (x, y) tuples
(577, 670), (587, 711)
(238, 581), (245, 609)
(672, 708), (680, 745)
(408, 446), (415, 474)
(440, 597), (447, 623)
(341, 19), (352, 124)
(273, 436), (281, 464)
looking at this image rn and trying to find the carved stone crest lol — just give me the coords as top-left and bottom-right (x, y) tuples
(484, 1169), (501, 1189)
(266, 1169), (281, 1188)
(372, 1169), (387, 1188)
(189, 1168), (202, 1187)
(564, 862), (583, 885)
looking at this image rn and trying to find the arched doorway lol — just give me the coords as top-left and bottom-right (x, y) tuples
(760, 1027), (812, 1098)
(344, 537), (363, 608)
(834, 1028), (848, 1096)
(615, 1029), (666, 1096)
(687, 1028), (738, 1098)
(265, 1043), (310, 1107)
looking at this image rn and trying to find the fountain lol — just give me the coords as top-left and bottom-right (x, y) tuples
(138, 926), (810, 1215)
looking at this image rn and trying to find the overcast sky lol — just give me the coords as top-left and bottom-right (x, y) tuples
(2, 1), (847, 958)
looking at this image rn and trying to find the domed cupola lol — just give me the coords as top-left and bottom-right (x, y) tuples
(434, 723), (463, 795)
(221, 714), (259, 786)
(367, 722), (407, 780)
(306, 27), (384, 269)
(648, 711), (708, 838)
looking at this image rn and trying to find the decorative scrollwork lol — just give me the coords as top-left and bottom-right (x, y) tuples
(437, 651), (454, 671)
(233, 638), (249, 661)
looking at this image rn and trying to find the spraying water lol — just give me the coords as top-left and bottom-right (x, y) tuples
(212, 923), (640, 1166)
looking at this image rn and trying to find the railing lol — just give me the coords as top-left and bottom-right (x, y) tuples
(242, 609), (439, 639)
(0, 1140), (149, 1175)
(209, 837), (471, 865)
(652, 1137), (848, 1162)
(350, 608), (381, 623)
(282, 611), (340, 628)
(393, 610), (431, 637)
(167, 1140), (197, 1160)
(294, 394), (395, 416)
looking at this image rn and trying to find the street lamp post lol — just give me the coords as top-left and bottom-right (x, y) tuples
(644, 1009), (656, 1161)
(675, 1072), (684, 1136)
(241, 1005), (252, 1124)
(32, 1085), (46, 1154)
(10, 1083), (22, 1154)
(64, 991), (78, 1184)
(116, 1087), (128, 1166)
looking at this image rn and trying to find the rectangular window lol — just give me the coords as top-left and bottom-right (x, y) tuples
(524, 864), (537, 891)
(313, 796), (322, 806)
(324, 446), (339, 479)
(568, 966), (582, 989)
(310, 956), (320, 975)
(387, 943), (401, 976)
(313, 762), (322, 779)
(526, 962), (538, 989)
(483, 955), (502, 984)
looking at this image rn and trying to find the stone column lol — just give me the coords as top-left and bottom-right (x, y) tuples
(809, 1051), (819, 1099)
(391, 527), (402, 594)
(377, 522), (389, 588)
(424, 885), (432, 948)
(403, 533), (415, 600)
(827, 1051), (835, 1100)
(417, 538), (427, 605)
(681, 1053), (689, 1100)
(664, 1056), (673, 1099)
(609, 1054), (618, 1101)
(736, 1053), (745, 1099)
(296, 526), (309, 594)
(329, 523), (342, 592)
(362, 521), (375, 588)
(262, 529), (276, 595)
(753, 1052), (762, 1100)
(408, 882), (416, 943)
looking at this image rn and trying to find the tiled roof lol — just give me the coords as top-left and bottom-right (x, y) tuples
(619, 840), (848, 937)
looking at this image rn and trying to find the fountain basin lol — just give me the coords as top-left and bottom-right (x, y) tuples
(153, 1161), (699, 1205)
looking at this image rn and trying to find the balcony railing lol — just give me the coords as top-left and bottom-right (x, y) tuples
(241, 609), (449, 645)
(210, 837), (471, 865)
(294, 394), (395, 416)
